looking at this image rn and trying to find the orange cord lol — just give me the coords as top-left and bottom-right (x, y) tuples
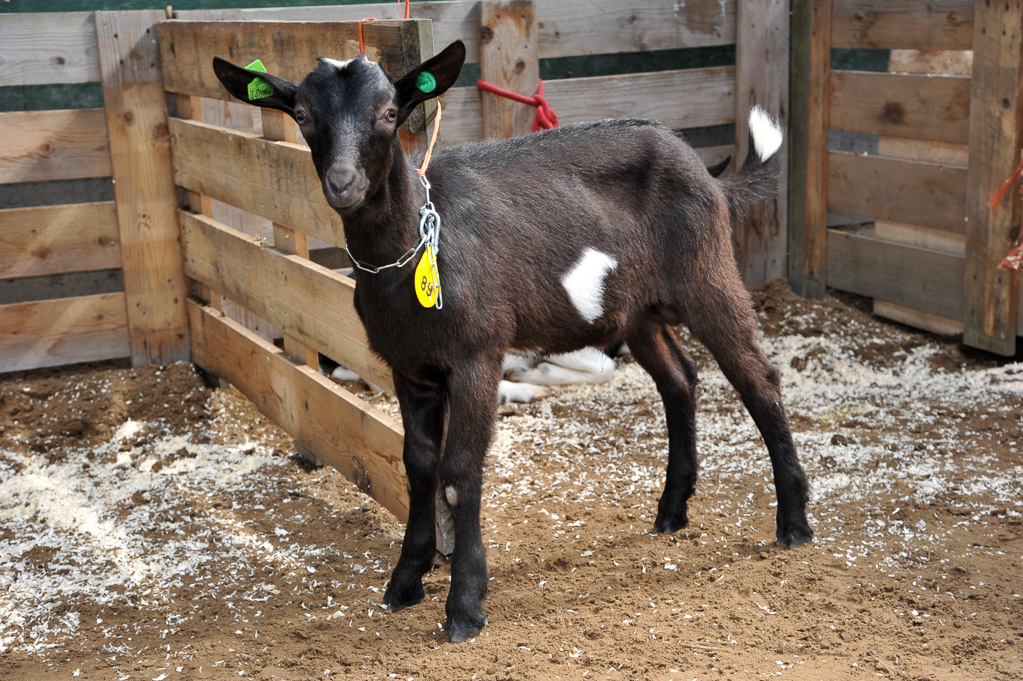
(417, 101), (442, 177)
(358, 17), (377, 54)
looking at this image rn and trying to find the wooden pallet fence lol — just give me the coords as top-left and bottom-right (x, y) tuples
(0, 11), (195, 372)
(174, 1), (787, 283)
(167, 118), (345, 247)
(156, 17), (434, 521)
(188, 300), (408, 522)
(790, 0), (1022, 355)
(178, 212), (393, 392)
(0, 14), (120, 372)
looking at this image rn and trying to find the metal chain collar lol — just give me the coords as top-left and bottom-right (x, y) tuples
(344, 175), (438, 276)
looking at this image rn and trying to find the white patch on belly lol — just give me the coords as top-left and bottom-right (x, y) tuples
(561, 248), (618, 324)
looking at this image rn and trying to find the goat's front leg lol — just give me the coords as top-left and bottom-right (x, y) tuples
(384, 373), (447, 612)
(440, 351), (503, 642)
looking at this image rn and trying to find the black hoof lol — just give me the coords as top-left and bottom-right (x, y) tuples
(383, 579), (425, 613)
(446, 613), (487, 643)
(653, 510), (689, 534)
(776, 521), (814, 549)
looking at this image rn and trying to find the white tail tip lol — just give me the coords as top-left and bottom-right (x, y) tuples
(749, 106), (783, 161)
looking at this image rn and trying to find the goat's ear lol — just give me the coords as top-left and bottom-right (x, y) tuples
(393, 40), (466, 124)
(212, 57), (298, 116)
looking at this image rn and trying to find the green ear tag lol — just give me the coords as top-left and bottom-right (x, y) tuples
(416, 71), (437, 94)
(245, 59), (274, 101)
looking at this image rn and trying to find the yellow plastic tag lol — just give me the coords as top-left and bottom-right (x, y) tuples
(414, 245), (440, 308)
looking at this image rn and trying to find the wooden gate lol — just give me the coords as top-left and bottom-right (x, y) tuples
(789, 0), (1023, 356)
(155, 17), (435, 522)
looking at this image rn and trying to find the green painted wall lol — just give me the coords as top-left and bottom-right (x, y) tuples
(0, 0), (377, 13)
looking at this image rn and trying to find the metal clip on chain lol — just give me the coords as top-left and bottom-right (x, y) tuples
(418, 175), (443, 309)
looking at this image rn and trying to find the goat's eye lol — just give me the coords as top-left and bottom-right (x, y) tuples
(384, 109), (397, 123)
(295, 111), (307, 125)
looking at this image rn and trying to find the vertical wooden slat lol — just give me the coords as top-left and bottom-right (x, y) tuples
(96, 10), (190, 365)
(479, 0), (538, 139)
(263, 109), (322, 369)
(964, 0), (1022, 356)
(787, 0), (830, 299)
(735, 0), (789, 284)
(174, 92), (228, 331)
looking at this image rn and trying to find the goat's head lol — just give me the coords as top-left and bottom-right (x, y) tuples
(213, 40), (466, 214)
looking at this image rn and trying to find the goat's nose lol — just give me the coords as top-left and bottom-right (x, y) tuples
(326, 167), (357, 196)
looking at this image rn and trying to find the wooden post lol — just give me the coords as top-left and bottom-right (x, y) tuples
(96, 10), (190, 366)
(735, 0), (789, 284)
(479, 0), (538, 139)
(963, 0), (1022, 356)
(787, 0), (830, 299)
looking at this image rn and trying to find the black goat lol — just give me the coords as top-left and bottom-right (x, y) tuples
(213, 40), (812, 642)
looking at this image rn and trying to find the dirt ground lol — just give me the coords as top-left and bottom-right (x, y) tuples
(1, 280), (1021, 680)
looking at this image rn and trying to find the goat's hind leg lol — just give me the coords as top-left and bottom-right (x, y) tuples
(384, 373), (447, 612)
(685, 283), (813, 548)
(625, 321), (700, 534)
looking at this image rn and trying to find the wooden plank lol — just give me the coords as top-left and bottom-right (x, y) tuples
(734, 0), (789, 284)
(187, 300), (408, 522)
(169, 117), (345, 248)
(96, 10), (190, 366)
(179, 211), (394, 392)
(175, 1), (481, 63)
(963, 0), (1022, 355)
(875, 220), (965, 255)
(787, 0), (829, 299)
(533, 0), (735, 56)
(480, 0), (539, 139)
(0, 293), (130, 374)
(440, 66), (736, 147)
(829, 71), (972, 144)
(0, 109), (112, 183)
(693, 144), (735, 169)
(877, 136), (969, 166)
(174, 0), (735, 61)
(438, 87), (487, 147)
(523, 66), (737, 127)
(874, 299), (964, 336)
(827, 228), (965, 321)
(831, 0), (975, 50)
(0, 202), (120, 278)
(0, 12), (101, 86)
(157, 19), (430, 102)
(827, 151), (968, 235)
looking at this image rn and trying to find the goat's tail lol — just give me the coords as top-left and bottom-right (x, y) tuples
(719, 106), (783, 224)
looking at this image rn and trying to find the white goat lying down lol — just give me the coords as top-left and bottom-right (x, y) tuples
(325, 345), (623, 403)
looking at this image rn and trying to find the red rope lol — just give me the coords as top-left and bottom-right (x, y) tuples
(477, 78), (559, 132)
(990, 151), (1023, 271)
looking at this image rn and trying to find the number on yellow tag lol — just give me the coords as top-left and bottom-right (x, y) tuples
(414, 246), (440, 308)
